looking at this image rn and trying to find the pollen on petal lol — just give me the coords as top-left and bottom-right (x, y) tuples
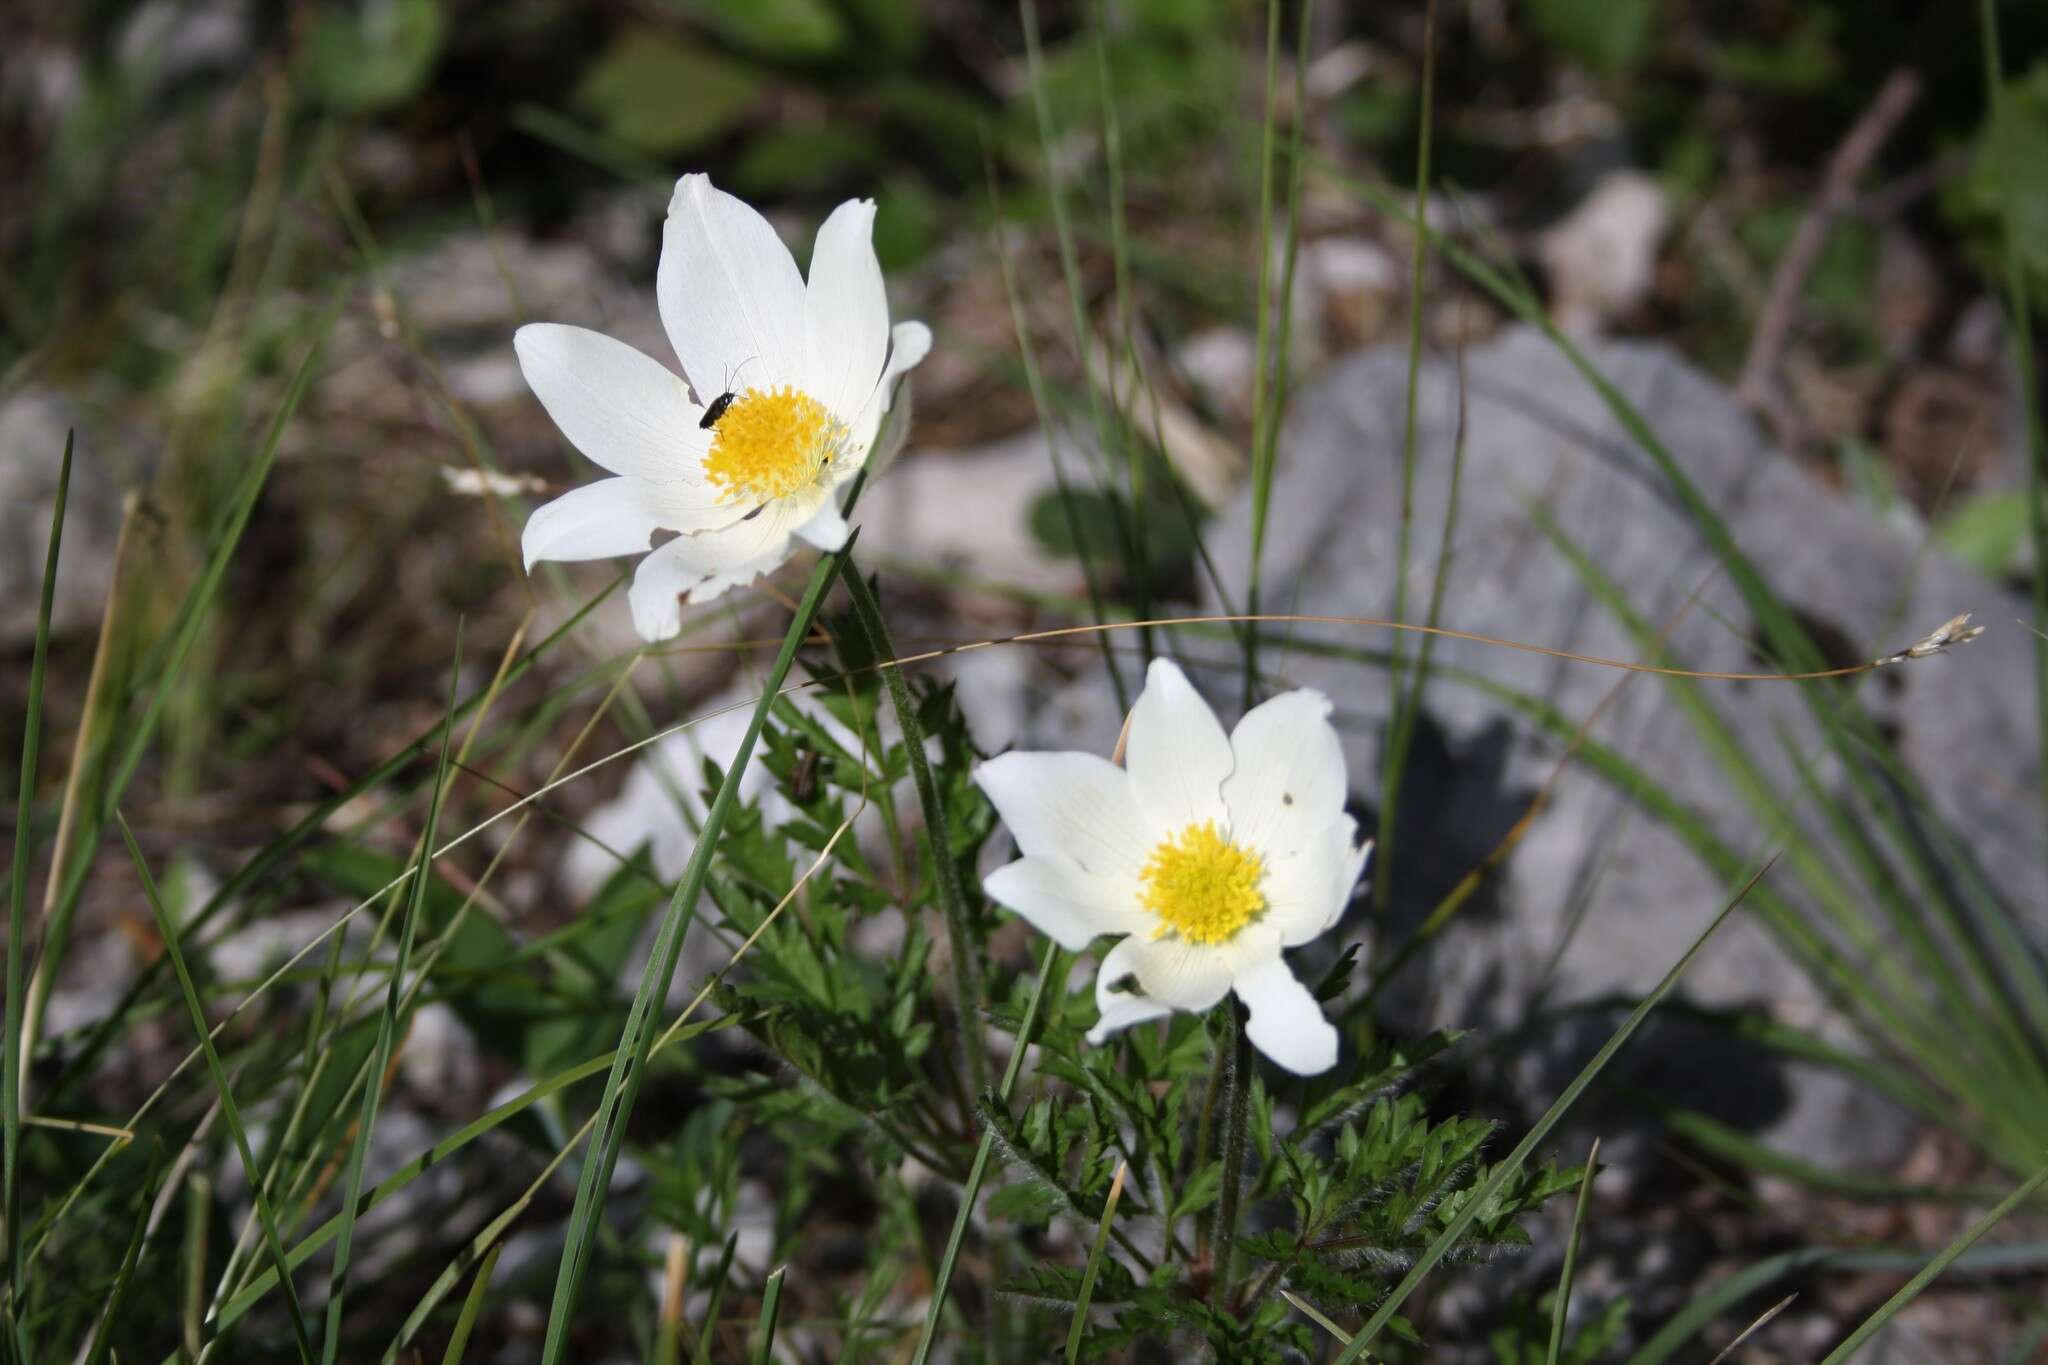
(701, 385), (848, 504)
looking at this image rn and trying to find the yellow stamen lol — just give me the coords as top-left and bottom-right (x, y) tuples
(1140, 821), (1265, 946)
(701, 385), (847, 503)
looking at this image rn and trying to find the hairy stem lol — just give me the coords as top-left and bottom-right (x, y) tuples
(1209, 1000), (1254, 1310)
(837, 558), (991, 1102)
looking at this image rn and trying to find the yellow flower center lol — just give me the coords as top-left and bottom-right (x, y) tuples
(701, 385), (848, 504)
(1140, 821), (1266, 946)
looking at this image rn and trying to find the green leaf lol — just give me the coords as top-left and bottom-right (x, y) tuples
(572, 28), (764, 157)
(1528, 0), (1658, 74)
(1707, 11), (1839, 93)
(840, 0), (925, 64)
(675, 0), (849, 61)
(988, 1180), (1066, 1224)
(1948, 61), (2048, 294)
(5, 432), (67, 1300)
(1936, 488), (2034, 577)
(733, 126), (884, 194)
(295, 0), (447, 114)
(874, 181), (941, 271)
(1028, 483), (1196, 575)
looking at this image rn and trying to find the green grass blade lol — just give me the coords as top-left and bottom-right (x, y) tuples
(1624, 1239), (2048, 1365)
(1639, 1096), (1996, 1203)
(1241, 0), (1283, 681)
(78, 1139), (157, 1365)
(1373, 0), (1440, 906)
(1520, 506), (2023, 1106)
(438, 1243), (503, 1365)
(184, 1174), (211, 1359)
(379, 1121), (596, 1365)
(1064, 1159), (1128, 1364)
(1279, 1288), (1377, 1358)
(1975, 0), (2048, 833)
(321, 625), (465, 1364)
(912, 942), (1067, 1365)
(538, 538), (852, 1365)
(752, 1265), (786, 1364)
(1332, 856), (1772, 1361)
(690, 1232), (740, 1365)
(119, 815), (316, 1363)
(1246, 0), (1315, 704)
(1090, 1), (1151, 665)
(28, 301), (338, 1066)
(838, 560), (987, 1096)
(49, 576), (623, 1108)
(1544, 1138), (1599, 1365)
(208, 1017), (718, 1333)
(1816, 1163), (2048, 1365)
(996, 18), (1130, 711)
(5, 430), (70, 1304)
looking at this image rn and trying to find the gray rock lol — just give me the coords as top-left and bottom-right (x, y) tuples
(1188, 325), (2042, 1171)
(1019, 325), (2040, 1183)
(0, 390), (127, 647)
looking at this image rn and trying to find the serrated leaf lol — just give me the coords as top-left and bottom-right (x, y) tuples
(987, 1180), (1065, 1225)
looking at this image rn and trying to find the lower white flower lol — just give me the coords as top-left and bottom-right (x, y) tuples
(974, 658), (1371, 1076)
(515, 173), (931, 642)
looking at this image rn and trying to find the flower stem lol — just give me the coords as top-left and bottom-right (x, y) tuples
(1189, 1010), (1229, 1257)
(836, 558), (991, 1103)
(1209, 999), (1253, 1311)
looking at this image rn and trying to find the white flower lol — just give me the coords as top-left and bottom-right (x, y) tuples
(974, 659), (1371, 1076)
(515, 173), (932, 642)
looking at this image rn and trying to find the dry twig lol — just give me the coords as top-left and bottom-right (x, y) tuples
(1736, 68), (1921, 447)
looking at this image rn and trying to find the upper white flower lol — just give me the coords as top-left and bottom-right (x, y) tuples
(974, 658), (1371, 1076)
(516, 173), (932, 642)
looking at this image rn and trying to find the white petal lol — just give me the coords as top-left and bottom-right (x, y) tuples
(791, 498), (849, 551)
(521, 477), (741, 571)
(878, 320), (931, 415)
(1222, 686), (1349, 858)
(514, 325), (710, 484)
(804, 199), (889, 428)
(521, 479), (663, 570)
(1260, 818), (1370, 947)
(657, 174), (806, 401)
(1086, 987), (1174, 1046)
(983, 856), (1147, 952)
(834, 319), (934, 480)
(1125, 658), (1232, 833)
(1234, 955), (1338, 1075)
(1095, 933), (1231, 1018)
(626, 502), (804, 641)
(973, 751), (1152, 883)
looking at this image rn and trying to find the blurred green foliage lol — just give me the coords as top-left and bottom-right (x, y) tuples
(1948, 58), (2048, 296)
(1530, 0), (1659, 74)
(294, 0), (447, 113)
(572, 27), (765, 158)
